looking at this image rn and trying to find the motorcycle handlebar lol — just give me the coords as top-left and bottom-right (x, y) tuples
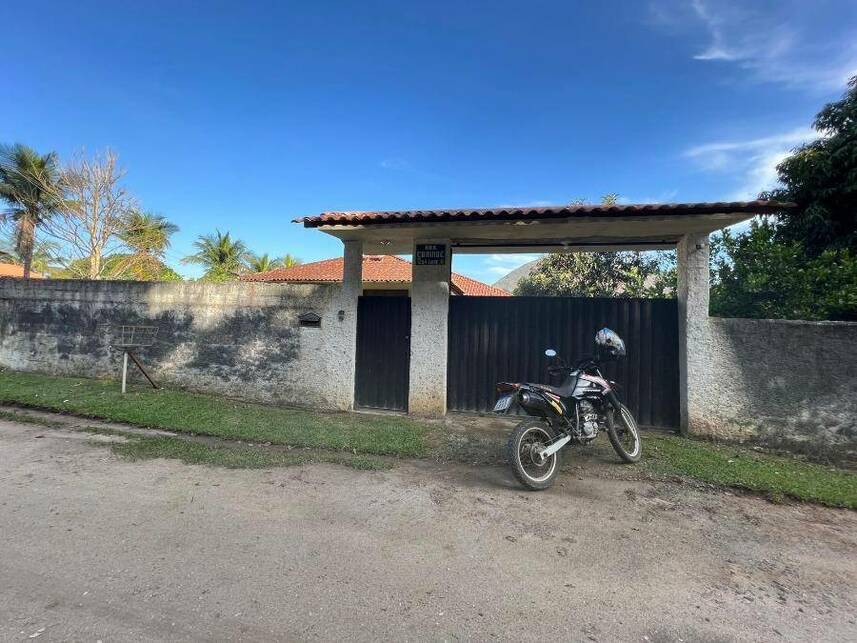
(546, 356), (599, 376)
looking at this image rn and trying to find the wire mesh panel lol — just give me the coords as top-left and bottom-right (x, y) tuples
(113, 325), (159, 348)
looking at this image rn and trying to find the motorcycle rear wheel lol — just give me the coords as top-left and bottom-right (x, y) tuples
(507, 420), (561, 491)
(606, 404), (642, 463)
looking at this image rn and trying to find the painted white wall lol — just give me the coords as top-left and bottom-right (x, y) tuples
(677, 232), (711, 435)
(408, 241), (451, 416)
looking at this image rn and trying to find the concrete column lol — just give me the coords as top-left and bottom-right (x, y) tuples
(677, 232), (710, 435)
(408, 240), (451, 416)
(340, 239), (363, 410)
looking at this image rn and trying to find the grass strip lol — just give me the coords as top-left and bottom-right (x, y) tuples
(109, 434), (391, 470)
(2, 371), (855, 508)
(0, 408), (65, 429)
(0, 371), (430, 457)
(643, 433), (857, 509)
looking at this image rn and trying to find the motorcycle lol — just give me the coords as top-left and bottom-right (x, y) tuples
(494, 328), (641, 490)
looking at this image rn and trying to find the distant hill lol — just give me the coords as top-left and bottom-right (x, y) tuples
(493, 257), (667, 296)
(493, 259), (539, 293)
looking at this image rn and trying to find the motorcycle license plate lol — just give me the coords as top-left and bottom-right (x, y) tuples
(493, 395), (513, 413)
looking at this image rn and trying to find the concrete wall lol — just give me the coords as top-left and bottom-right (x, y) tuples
(408, 240), (451, 416)
(0, 279), (358, 410)
(688, 317), (857, 459)
(677, 232), (711, 434)
(675, 231), (857, 459)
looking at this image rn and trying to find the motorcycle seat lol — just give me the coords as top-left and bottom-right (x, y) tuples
(528, 382), (575, 399)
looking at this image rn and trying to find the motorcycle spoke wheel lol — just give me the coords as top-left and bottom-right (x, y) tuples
(607, 405), (642, 463)
(507, 422), (560, 490)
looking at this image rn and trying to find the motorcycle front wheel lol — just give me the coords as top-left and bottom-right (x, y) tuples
(606, 404), (642, 463)
(507, 420), (561, 490)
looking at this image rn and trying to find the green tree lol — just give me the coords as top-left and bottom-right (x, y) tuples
(182, 230), (250, 282)
(599, 192), (620, 206)
(514, 193), (673, 298)
(56, 254), (182, 282)
(247, 253), (283, 273)
(117, 211), (180, 280)
(764, 75), (857, 255)
(0, 234), (64, 276)
(0, 144), (63, 278)
(710, 219), (856, 321)
(280, 253), (301, 269)
(247, 252), (301, 273)
(514, 251), (673, 298)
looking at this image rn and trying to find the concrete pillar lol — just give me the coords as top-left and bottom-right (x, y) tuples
(408, 240), (451, 416)
(340, 239), (363, 410)
(677, 232), (710, 435)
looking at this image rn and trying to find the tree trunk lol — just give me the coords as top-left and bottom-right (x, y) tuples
(90, 249), (102, 280)
(17, 217), (36, 280)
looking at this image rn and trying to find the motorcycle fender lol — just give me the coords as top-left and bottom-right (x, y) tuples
(606, 390), (623, 412)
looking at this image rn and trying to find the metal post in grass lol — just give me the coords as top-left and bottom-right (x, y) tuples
(112, 325), (159, 394)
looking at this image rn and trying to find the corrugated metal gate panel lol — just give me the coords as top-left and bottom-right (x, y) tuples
(447, 296), (679, 429)
(355, 296), (411, 411)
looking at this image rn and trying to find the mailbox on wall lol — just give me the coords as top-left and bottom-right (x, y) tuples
(298, 312), (321, 329)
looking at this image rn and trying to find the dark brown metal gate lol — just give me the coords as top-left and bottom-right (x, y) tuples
(355, 296), (411, 411)
(447, 296), (679, 429)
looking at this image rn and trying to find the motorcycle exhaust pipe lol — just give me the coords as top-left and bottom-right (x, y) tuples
(518, 390), (561, 418)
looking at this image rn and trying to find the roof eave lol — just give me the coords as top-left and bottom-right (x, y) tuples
(294, 201), (797, 228)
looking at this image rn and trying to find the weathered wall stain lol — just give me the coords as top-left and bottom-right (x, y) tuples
(690, 317), (857, 460)
(0, 279), (356, 410)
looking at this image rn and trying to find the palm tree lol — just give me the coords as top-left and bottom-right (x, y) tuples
(118, 211), (179, 279)
(0, 144), (62, 278)
(182, 229), (251, 282)
(281, 253), (301, 268)
(247, 253), (283, 273)
(0, 235), (63, 275)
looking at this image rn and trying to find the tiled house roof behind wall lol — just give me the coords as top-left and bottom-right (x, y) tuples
(242, 255), (511, 296)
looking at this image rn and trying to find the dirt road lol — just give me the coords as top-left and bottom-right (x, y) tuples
(1, 417), (855, 641)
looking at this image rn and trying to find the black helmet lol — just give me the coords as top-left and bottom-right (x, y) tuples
(594, 328), (626, 361)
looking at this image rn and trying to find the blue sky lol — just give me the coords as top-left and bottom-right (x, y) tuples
(4, 0), (856, 283)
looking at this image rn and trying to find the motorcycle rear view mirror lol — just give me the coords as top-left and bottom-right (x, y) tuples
(544, 349), (557, 358)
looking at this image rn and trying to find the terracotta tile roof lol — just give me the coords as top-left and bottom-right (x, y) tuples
(242, 255), (511, 296)
(296, 200), (796, 227)
(449, 272), (511, 297)
(0, 262), (43, 278)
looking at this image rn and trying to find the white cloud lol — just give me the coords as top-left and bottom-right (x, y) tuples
(689, 0), (745, 62)
(651, 0), (857, 92)
(482, 253), (542, 277)
(684, 126), (818, 199)
(486, 265), (516, 276)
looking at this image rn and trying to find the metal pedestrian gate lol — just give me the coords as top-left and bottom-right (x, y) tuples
(355, 296), (411, 411)
(447, 296), (680, 429)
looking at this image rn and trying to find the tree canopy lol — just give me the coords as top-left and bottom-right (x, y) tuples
(0, 143), (62, 278)
(182, 230), (251, 282)
(514, 251), (673, 298)
(709, 219), (856, 321)
(247, 253), (282, 273)
(117, 211), (180, 280)
(513, 194), (674, 298)
(0, 235), (63, 276)
(764, 75), (857, 255)
(56, 254), (182, 282)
